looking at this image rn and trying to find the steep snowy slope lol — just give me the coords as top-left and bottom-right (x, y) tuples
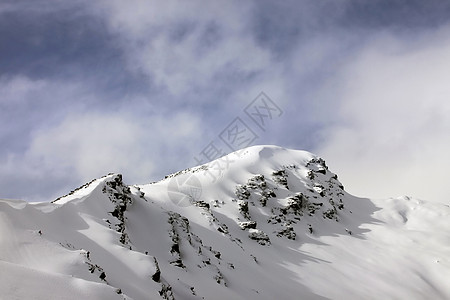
(1, 145), (450, 300)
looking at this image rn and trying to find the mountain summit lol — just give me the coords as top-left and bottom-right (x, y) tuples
(1, 145), (449, 299)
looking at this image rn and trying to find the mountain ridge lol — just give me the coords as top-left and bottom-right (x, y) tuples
(1, 145), (450, 300)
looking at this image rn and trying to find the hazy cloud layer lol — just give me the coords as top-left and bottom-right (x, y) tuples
(1, 0), (450, 203)
(318, 27), (450, 202)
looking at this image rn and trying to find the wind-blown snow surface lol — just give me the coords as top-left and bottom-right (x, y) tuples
(1, 145), (450, 300)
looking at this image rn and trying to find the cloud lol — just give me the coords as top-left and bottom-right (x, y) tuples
(0, 73), (206, 201)
(0, 75), (93, 156)
(94, 0), (274, 98)
(2, 1), (450, 204)
(0, 75), (47, 104)
(29, 113), (151, 182)
(317, 26), (450, 203)
(0, 109), (203, 201)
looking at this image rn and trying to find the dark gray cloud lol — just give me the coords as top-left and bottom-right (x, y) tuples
(340, 0), (450, 30)
(0, 0), (153, 99)
(1, 3), (110, 75)
(250, 0), (345, 57)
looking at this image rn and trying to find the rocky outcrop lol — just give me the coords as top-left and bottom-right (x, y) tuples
(103, 174), (133, 246)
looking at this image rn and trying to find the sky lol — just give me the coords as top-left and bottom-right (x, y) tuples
(1, 0), (450, 203)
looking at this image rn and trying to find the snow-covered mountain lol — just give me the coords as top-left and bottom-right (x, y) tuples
(1, 145), (450, 300)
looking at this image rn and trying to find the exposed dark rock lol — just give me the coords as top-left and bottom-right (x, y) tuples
(248, 229), (271, 245)
(104, 175), (133, 246)
(99, 272), (106, 281)
(235, 185), (251, 200)
(194, 200), (210, 210)
(238, 200), (250, 219)
(238, 221), (257, 230)
(281, 193), (308, 216)
(170, 259), (185, 268)
(159, 283), (174, 300)
(272, 169), (289, 189)
(276, 226), (296, 240)
(152, 258), (161, 282)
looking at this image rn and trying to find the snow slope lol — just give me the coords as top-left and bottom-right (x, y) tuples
(1, 145), (450, 300)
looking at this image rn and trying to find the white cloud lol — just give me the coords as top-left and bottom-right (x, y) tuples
(317, 27), (450, 203)
(28, 113), (149, 181)
(0, 72), (205, 201)
(26, 111), (203, 185)
(0, 75), (94, 113)
(0, 76), (47, 104)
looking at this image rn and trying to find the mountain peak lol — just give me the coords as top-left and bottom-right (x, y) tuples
(2, 146), (450, 300)
(52, 173), (120, 204)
